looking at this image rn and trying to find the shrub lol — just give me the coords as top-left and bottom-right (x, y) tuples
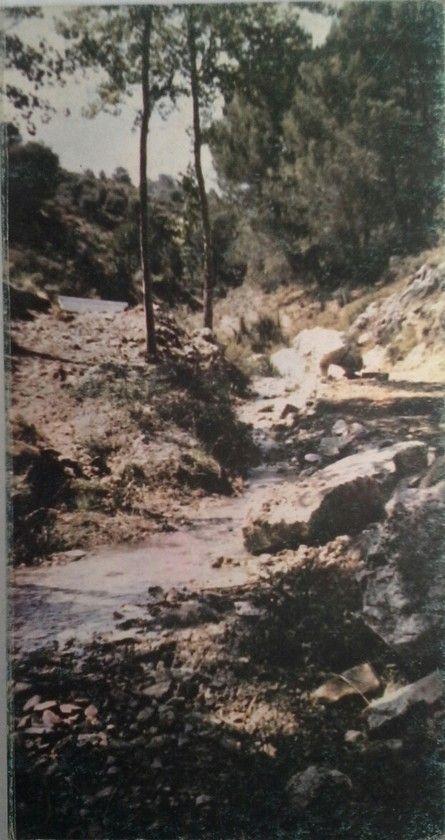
(72, 361), (259, 475)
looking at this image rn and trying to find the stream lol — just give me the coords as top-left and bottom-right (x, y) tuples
(11, 372), (309, 654)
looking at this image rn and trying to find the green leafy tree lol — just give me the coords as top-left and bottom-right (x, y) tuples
(3, 9), (66, 134)
(185, 5), (216, 330)
(57, 6), (180, 357)
(280, 0), (443, 283)
(8, 130), (60, 237)
(209, 4), (311, 229)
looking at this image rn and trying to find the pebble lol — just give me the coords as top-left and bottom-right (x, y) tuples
(304, 453), (320, 463)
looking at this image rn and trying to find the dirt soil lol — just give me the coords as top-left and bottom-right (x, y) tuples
(9, 302), (257, 563)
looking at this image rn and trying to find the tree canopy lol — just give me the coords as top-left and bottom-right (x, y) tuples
(5, 1), (444, 298)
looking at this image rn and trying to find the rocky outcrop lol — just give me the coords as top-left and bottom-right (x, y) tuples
(359, 481), (445, 660)
(271, 327), (345, 380)
(350, 263), (445, 382)
(243, 441), (427, 554)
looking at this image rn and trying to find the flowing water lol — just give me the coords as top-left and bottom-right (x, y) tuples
(11, 372), (310, 654)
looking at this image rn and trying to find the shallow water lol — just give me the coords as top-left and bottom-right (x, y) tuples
(10, 368), (313, 654)
(11, 463), (297, 654)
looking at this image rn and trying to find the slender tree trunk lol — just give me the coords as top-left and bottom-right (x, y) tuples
(187, 8), (214, 331)
(139, 8), (157, 359)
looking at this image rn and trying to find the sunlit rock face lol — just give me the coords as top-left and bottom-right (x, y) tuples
(243, 441), (427, 554)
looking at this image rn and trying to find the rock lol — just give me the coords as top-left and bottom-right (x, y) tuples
(350, 264), (445, 382)
(286, 765), (352, 811)
(234, 601), (265, 618)
(365, 672), (443, 734)
(23, 694), (41, 712)
(24, 726), (46, 736)
(94, 786), (114, 800)
(84, 704), (99, 720)
(42, 709), (62, 730)
(350, 422), (367, 438)
(158, 600), (218, 628)
(137, 707), (155, 724)
(360, 486), (444, 657)
(270, 347), (304, 379)
(304, 453), (320, 464)
(244, 442), (427, 554)
(362, 564), (430, 652)
(318, 436), (341, 459)
(420, 455), (445, 488)
(311, 663), (380, 703)
(195, 794), (212, 807)
(54, 549), (87, 562)
(344, 730), (363, 745)
(290, 328), (346, 375)
(34, 700), (58, 712)
(332, 419), (348, 436)
(142, 680), (172, 700)
(59, 703), (81, 715)
(270, 329), (351, 410)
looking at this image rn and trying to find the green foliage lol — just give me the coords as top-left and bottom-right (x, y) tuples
(156, 364), (258, 473)
(4, 9), (65, 133)
(8, 133), (60, 235)
(9, 1), (443, 301)
(211, 1), (444, 288)
(209, 4), (311, 221)
(279, 1), (444, 284)
(72, 360), (258, 474)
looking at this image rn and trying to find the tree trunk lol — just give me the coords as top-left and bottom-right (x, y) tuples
(187, 8), (214, 331)
(139, 8), (157, 359)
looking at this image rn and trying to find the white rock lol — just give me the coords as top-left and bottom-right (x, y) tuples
(332, 419), (348, 436)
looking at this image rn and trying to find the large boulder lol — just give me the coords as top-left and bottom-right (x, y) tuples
(243, 442), (427, 554)
(271, 327), (346, 381)
(359, 482), (444, 659)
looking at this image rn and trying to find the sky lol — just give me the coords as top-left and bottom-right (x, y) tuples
(5, 4), (334, 186)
